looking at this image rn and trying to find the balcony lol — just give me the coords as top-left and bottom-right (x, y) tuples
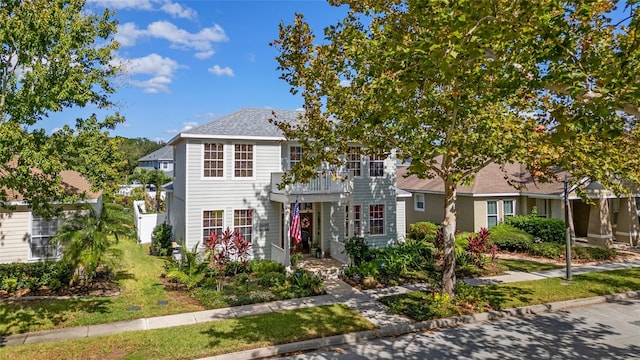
(270, 171), (353, 197)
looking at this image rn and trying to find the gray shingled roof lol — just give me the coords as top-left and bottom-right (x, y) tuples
(182, 108), (302, 138)
(138, 145), (173, 161)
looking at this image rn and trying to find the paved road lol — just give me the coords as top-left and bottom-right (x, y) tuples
(280, 299), (640, 360)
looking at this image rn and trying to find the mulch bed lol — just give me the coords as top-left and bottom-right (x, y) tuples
(0, 280), (120, 300)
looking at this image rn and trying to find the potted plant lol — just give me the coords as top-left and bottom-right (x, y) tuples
(310, 240), (321, 258)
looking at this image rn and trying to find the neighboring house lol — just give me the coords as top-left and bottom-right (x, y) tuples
(0, 170), (102, 263)
(398, 161), (640, 246)
(138, 145), (174, 177)
(166, 108), (407, 265)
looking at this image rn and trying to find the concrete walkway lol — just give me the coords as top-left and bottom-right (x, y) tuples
(3, 257), (640, 352)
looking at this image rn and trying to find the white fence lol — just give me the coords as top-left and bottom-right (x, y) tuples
(133, 200), (166, 244)
(270, 243), (285, 265)
(330, 240), (349, 264)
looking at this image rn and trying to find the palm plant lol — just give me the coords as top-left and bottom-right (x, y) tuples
(165, 241), (209, 289)
(53, 202), (135, 285)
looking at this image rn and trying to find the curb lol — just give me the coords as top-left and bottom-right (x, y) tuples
(200, 290), (640, 360)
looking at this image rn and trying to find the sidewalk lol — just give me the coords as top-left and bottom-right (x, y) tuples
(3, 257), (640, 352)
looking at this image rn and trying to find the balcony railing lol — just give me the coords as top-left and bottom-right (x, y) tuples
(271, 171), (353, 195)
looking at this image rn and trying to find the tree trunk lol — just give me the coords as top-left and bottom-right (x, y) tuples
(441, 178), (457, 297)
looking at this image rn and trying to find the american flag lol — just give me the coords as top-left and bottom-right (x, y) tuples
(289, 200), (301, 245)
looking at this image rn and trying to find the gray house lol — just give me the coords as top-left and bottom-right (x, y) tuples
(138, 145), (174, 177)
(166, 108), (407, 265)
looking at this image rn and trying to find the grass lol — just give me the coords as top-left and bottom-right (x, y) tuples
(0, 304), (374, 360)
(0, 238), (203, 335)
(497, 258), (564, 273)
(380, 267), (640, 321)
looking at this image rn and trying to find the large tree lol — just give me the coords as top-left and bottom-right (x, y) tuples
(0, 0), (125, 217)
(272, 0), (640, 296)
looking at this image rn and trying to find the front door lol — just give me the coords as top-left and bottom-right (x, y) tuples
(299, 211), (313, 252)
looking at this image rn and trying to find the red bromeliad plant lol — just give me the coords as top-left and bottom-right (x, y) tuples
(467, 228), (491, 268)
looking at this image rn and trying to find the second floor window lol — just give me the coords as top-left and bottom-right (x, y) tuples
(369, 155), (384, 177)
(290, 146), (302, 169)
(347, 146), (361, 177)
(234, 144), (253, 177)
(204, 143), (224, 177)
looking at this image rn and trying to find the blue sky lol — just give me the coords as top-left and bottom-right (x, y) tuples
(48, 0), (348, 142)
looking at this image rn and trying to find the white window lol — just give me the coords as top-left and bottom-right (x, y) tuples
(234, 209), (253, 243)
(289, 146), (302, 169)
(369, 204), (385, 235)
(345, 204), (362, 238)
(234, 144), (253, 177)
(535, 199), (548, 217)
(204, 143), (224, 177)
(368, 154), (385, 177)
(487, 201), (498, 228)
(347, 146), (361, 177)
(161, 161), (168, 169)
(503, 199), (516, 219)
(414, 193), (425, 211)
(31, 216), (62, 260)
(203, 210), (224, 242)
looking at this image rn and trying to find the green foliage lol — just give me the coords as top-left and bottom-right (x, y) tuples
(258, 271), (287, 288)
(0, 0), (126, 216)
(151, 223), (173, 256)
(528, 242), (564, 259)
(53, 202), (135, 285)
(290, 252), (303, 268)
(116, 137), (166, 176)
(165, 241), (209, 289)
(224, 261), (249, 276)
(343, 237), (369, 266)
(572, 246), (617, 261)
(489, 224), (535, 252)
(289, 269), (325, 295)
(506, 215), (566, 243)
(407, 222), (440, 242)
(0, 261), (73, 292)
(250, 259), (285, 276)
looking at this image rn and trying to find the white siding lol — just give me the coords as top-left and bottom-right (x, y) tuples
(0, 209), (30, 263)
(396, 199), (406, 242)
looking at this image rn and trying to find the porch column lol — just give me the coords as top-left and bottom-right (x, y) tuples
(283, 200), (291, 268)
(587, 197), (614, 246)
(615, 197), (639, 246)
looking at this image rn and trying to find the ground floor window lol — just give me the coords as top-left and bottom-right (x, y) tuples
(234, 209), (253, 243)
(487, 201), (498, 228)
(503, 199), (516, 219)
(369, 204), (384, 235)
(345, 204), (362, 238)
(31, 216), (62, 259)
(203, 210), (224, 242)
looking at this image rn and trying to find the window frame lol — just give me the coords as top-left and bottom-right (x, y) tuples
(487, 200), (498, 228)
(30, 215), (62, 260)
(414, 193), (425, 212)
(368, 154), (385, 178)
(203, 143), (224, 178)
(233, 143), (254, 178)
(535, 198), (548, 217)
(234, 209), (253, 244)
(346, 146), (362, 178)
(289, 145), (303, 170)
(503, 199), (516, 219)
(345, 204), (363, 238)
(202, 210), (224, 243)
(369, 204), (385, 236)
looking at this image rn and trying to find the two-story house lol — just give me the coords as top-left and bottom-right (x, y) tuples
(166, 108), (408, 265)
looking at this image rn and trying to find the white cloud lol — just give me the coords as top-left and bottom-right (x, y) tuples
(248, 54), (256, 63)
(89, 0), (153, 10)
(165, 121), (199, 134)
(339, 79), (351, 87)
(116, 54), (181, 93)
(116, 21), (228, 58)
(208, 65), (234, 77)
(193, 112), (216, 119)
(160, 1), (197, 19)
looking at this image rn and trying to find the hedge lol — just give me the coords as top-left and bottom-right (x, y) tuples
(0, 261), (74, 292)
(506, 215), (566, 243)
(488, 223), (535, 252)
(407, 221), (440, 242)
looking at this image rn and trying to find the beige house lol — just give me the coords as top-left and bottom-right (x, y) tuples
(0, 170), (102, 263)
(398, 162), (639, 246)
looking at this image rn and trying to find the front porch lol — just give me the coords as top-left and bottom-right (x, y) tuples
(299, 255), (346, 280)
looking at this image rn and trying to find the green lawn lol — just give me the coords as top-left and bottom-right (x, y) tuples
(0, 304), (374, 360)
(0, 238), (204, 335)
(380, 267), (640, 321)
(497, 258), (564, 273)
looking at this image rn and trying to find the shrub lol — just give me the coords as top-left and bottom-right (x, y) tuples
(289, 269), (324, 295)
(258, 271), (287, 288)
(572, 246), (617, 261)
(151, 223), (173, 256)
(528, 242), (564, 259)
(0, 261), (74, 292)
(250, 260), (285, 276)
(407, 222), (440, 242)
(224, 261), (249, 276)
(506, 215), (565, 243)
(466, 228), (490, 267)
(489, 224), (534, 252)
(343, 237), (369, 266)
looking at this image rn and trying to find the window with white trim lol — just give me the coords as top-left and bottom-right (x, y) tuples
(487, 201), (498, 228)
(347, 146), (361, 177)
(503, 199), (516, 219)
(414, 193), (425, 211)
(234, 209), (253, 243)
(203, 210), (223, 242)
(204, 143), (224, 177)
(369, 204), (385, 235)
(368, 155), (385, 177)
(31, 216), (62, 259)
(161, 161), (168, 169)
(234, 144), (253, 177)
(345, 204), (362, 238)
(289, 146), (302, 170)
(535, 199), (548, 217)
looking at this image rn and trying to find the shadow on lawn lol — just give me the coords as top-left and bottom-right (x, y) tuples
(199, 304), (371, 351)
(0, 298), (111, 339)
